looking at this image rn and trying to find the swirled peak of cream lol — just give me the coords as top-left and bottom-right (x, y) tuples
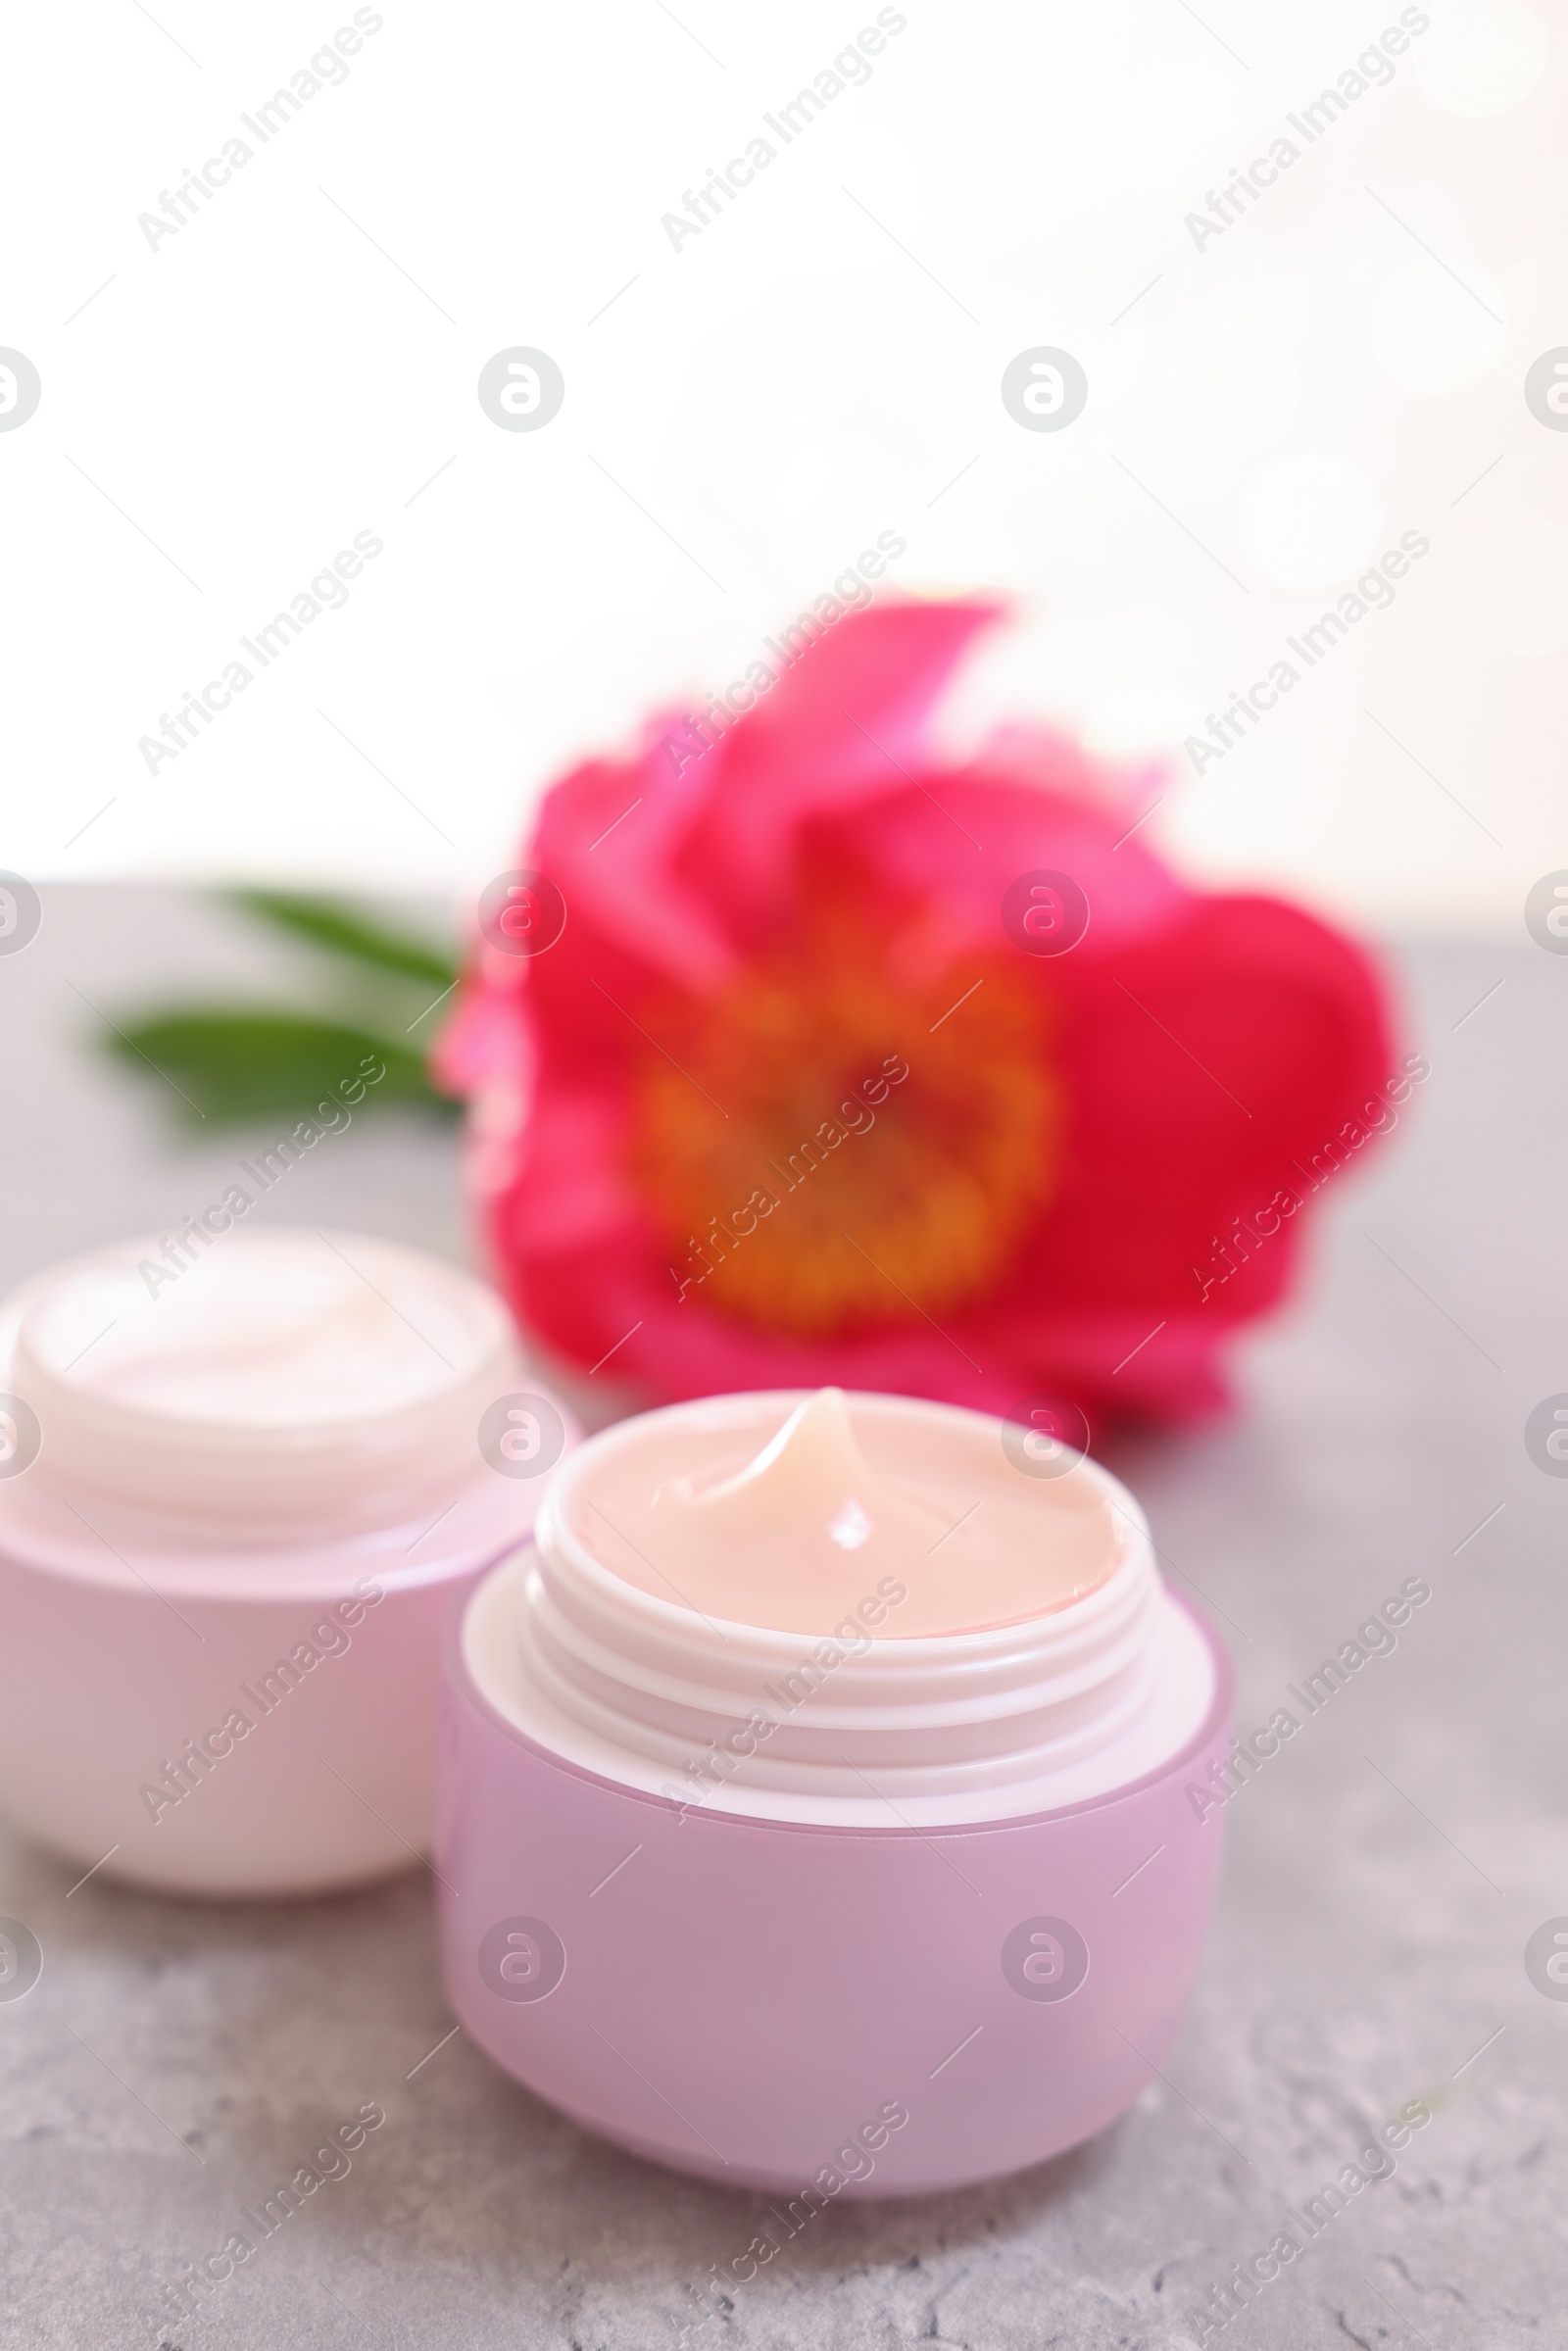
(6, 1228), (521, 1539)
(568, 1388), (1123, 1638)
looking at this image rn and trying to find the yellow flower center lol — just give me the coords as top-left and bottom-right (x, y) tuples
(629, 895), (1058, 1336)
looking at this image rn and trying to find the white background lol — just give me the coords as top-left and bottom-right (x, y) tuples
(4, 0), (1565, 932)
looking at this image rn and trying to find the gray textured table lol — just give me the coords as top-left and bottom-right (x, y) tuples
(2, 888), (1562, 2351)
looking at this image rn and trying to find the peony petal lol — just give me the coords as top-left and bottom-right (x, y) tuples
(823, 767), (1195, 959)
(699, 599), (1002, 889)
(532, 751), (738, 995)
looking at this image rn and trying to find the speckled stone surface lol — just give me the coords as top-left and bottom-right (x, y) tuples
(1, 890), (1562, 2351)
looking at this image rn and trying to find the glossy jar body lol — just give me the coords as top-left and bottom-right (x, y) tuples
(439, 1566), (1231, 2194)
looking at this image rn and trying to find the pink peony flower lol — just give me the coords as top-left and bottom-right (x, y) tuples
(437, 600), (1398, 1431)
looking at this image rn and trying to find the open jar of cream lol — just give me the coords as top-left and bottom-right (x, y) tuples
(0, 1227), (575, 1895)
(440, 1388), (1232, 2195)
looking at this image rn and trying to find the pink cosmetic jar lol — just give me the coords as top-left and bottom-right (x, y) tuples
(0, 1227), (575, 1896)
(439, 1390), (1233, 2195)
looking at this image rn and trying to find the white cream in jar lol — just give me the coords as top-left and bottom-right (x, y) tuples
(3, 1224), (523, 1542)
(0, 1226), (574, 1894)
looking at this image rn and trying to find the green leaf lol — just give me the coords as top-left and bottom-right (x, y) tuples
(102, 1011), (456, 1128)
(230, 890), (458, 989)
